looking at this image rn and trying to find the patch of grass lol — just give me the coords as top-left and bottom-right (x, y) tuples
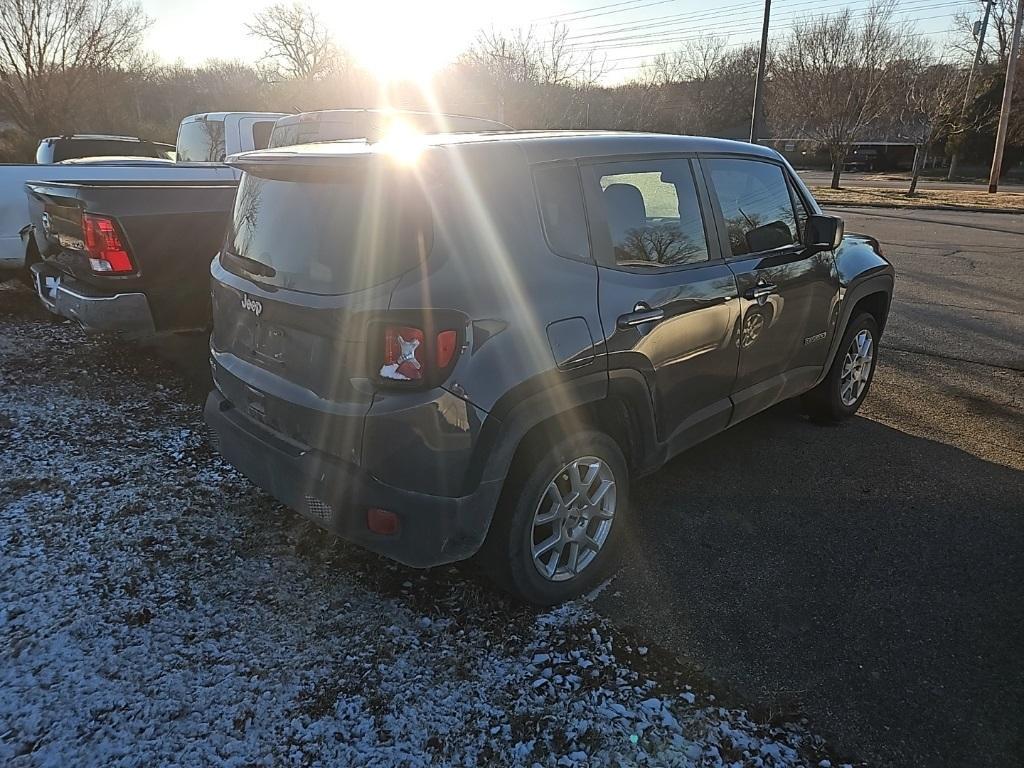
(811, 186), (1024, 213)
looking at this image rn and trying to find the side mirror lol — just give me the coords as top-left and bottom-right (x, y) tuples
(805, 214), (844, 252)
(745, 220), (794, 252)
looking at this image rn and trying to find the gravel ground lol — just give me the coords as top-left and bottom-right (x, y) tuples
(0, 282), (848, 768)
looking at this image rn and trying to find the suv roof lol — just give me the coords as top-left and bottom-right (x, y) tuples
(230, 130), (783, 167)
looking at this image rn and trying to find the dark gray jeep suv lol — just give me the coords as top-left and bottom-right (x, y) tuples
(205, 131), (894, 603)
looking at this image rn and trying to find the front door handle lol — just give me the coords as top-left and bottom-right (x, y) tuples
(744, 282), (779, 301)
(617, 303), (665, 329)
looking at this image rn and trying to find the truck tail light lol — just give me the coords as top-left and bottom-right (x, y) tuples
(379, 324), (460, 384)
(82, 213), (135, 274)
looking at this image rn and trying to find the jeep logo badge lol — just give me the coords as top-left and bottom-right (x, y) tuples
(240, 295), (263, 317)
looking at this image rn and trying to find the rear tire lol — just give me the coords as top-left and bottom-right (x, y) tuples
(803, 312), (879, 422)
(479, 429), (629, 605)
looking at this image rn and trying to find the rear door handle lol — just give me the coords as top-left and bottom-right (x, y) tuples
(617, 303), (665, 329)
(744, 282), (779, 301)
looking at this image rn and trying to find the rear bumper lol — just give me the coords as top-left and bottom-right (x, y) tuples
(204, 389), (503, 568)
(30, 262), (155, 338)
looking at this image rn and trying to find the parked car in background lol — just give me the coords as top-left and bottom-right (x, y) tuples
(204, 131), (895, 604)
(24, 110), (508, 337)
(1, 112), (285, 278)
(267, 108), (510, 148)
(35, 135), (175, 164)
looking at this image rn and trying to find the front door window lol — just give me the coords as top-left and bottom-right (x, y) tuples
(703, 158), (800, 257)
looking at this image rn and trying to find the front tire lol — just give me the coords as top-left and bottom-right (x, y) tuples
(803, 312), (879, 422)
(480, 429), (629, 605)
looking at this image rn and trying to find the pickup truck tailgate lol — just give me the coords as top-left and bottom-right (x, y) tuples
(26, 180), (239, 332)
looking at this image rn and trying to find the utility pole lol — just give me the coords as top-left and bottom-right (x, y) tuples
(948, 0), (995, 179)
(749, 0), (771, 143)
(988, 0), (1023, 193)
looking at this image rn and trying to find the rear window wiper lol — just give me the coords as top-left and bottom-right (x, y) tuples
(224, 249), (276, 278)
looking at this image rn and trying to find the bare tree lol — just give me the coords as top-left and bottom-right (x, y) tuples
(461, 23), (606, 126)
(642, 41), (761, 138)
(466, 23), (605, 88)
(620, 67), (665, 131)
(246, 2), (340, 81)
(901, 62), (982, 194)
(949, 0), (1024, 167)
(773, 1), (926, 188)
(952, 0), (1020, 64)
(650, 35), (729, 84)
(0, 0), (150, 138)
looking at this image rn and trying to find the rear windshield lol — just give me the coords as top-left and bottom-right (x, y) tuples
(176, 119), (226, 162)
(223, 168), (433, 295)
(44, 139), (170, 163)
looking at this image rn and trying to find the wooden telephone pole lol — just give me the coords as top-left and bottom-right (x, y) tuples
(988, 0), (1024, 193)
(948, 0), (995, 179)
(750, 0), (772, 143)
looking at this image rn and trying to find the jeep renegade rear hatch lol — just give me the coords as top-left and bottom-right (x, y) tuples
(210, 154), (436, 460)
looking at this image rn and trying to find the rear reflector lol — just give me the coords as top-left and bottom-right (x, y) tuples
(436, 330), (458, 369)
(367, 507), (400, 535)
(82, 213), (134, 274)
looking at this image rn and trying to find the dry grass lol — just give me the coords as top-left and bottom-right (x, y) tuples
(810, 186), (1024, 213)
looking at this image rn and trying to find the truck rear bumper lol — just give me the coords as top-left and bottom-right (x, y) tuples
(30, 262), (156, 338)
(204, 389), (503, 569)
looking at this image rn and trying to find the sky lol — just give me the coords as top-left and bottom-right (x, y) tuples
(140, 0), (975, 84)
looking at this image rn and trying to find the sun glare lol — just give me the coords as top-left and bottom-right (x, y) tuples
(325, 1), (479, 84)
(375, 119), (426, 165)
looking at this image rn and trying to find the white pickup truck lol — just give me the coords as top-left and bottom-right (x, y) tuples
(1, 111), (285, 275)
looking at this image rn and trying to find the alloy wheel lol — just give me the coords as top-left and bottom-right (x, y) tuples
(840, 328), (874, 406)
(530, 456), (617, 582)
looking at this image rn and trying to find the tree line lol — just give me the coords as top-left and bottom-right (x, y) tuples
(0, 0), (1020, 187)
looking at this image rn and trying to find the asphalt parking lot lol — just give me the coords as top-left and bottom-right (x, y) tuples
(595, 207), (1024, 767)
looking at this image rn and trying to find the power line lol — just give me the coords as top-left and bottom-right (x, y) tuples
(563, 0), (969, 48)
(566, 0), (767, 33)
(566, 0), (855, 38)
(574, 7), (966, 55)
(532, 0), (679, 24)
(606, 25), (960, 72)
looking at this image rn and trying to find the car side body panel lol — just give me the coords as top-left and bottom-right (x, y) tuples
(817, 232), (895, 384)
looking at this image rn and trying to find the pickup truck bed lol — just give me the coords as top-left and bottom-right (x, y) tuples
(1, 163), (237, 272)
(27, 179), (240, 336)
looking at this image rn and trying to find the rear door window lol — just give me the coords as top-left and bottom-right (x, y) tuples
(251, 121), (276, 150)
(176, 119), (226, 162)
(703, 158), (799, 257)
(533, 164), (590, 262)
(587, 158), (710, 268)
(224, 165), (433, 295)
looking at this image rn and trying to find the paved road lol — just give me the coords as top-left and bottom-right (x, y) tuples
(595, 207), (1024, 767)
(799, 169), (1024, 193)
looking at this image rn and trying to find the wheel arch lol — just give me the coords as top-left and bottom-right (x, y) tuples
(818, 273), (893, 385)
(470, 368), (660, 500)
